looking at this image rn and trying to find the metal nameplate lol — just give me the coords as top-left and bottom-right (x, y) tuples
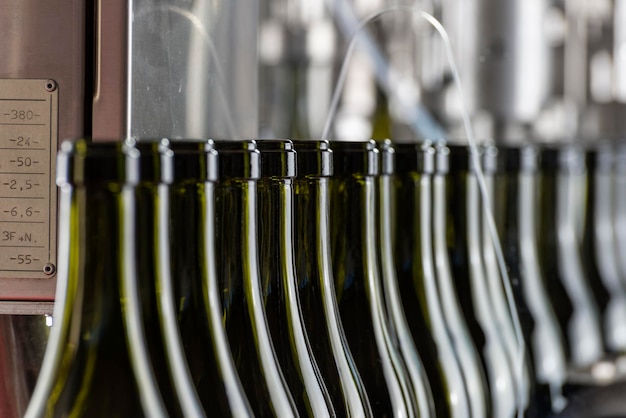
(0, 79), (58, 280)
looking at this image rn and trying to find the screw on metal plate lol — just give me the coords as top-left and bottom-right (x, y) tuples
(44, 79), (57, 92)
(43, 263), (56, 275)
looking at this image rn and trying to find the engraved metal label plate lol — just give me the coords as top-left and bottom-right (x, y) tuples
(0, 79), (58, 279)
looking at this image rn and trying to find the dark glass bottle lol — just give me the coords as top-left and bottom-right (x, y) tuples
(445, 144), (517, 418)
(329, 140), (413, 418)
(515, 145), (568, 413)
(162, 140), (253, 416)
(615, 144), (626, 302)
(583, 145), (626, 355)
(432, 143), (490, 418)
(292, 140), (373, 418)
(256, 139), (335, 417)
(536, 146), (603, 370)
(393, 141), (471, 418)
(483, 144), (566, 415)
(213, 140), (297, 418)
(125, 140), (186, 418)
(25, 139), (163, 418)
(122, 140), (204, 416)
(377, 140), (436, 418)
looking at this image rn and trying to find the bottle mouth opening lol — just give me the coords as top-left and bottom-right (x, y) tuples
(329, 140), (379, 176)
(394, 142), (435, 175)
(256, 140), (297, 178)
(57, 138), (221, 186)
(292, 140), (333, 177)
(213, 140), (261, 180)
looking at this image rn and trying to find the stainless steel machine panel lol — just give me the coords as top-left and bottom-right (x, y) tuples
(0, 0), (86, 306)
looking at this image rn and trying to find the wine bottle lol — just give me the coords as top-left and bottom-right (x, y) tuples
(377, 140), (436, 418)
(213, 140), (298, 418)
(447, 145), (526, 417)
(432, 143), (490, 418)
(512, 146), (567, 413)
(256, 139), (335, 417)
(483, 144), (566, 415)
(615, 144), (626, 296)
(393, 141), (470, 418)
(329, 139), (413, 418)
(536, 145), (603, 370)
(129, 139), (206, 418)
(292, 140), (374, 418)
(161, 139), (253, 416)
(125, 140), (191, 417)
(583, 145), (626, 354)
(25, 139), (163, 417)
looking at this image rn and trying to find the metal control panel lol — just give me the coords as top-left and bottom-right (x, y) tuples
(0, 79), (58, 291)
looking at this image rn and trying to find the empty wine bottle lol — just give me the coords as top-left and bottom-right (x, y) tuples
(536, 146), (603, 370)
(443, 143), (520, 418)
(256, 139), (335, 417)
(126, 140), (189, 418)
(517, 145), (569, 413)
(161, 140), (253, 416)
(615, 144), (626, 291)
(329, 139), (414, 418)
(377, 140), (436, 418)
(25, 139), (164, 418)
(483, 144), (565, 416)
(583, 144), (626, 354)
(213, 140), (297, 418)
(574, 147), (612, 356)
(292, 139), (374, 418)
(432, 143), (490, 418)
(393, 141), (470, 418)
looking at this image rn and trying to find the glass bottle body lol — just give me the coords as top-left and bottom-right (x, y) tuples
(165, 142), (252, 417)
(378, 141), (436, 418)
(215, 176), (297, 418)
(259, 175), (335, 417)
(432, 148), (490, 418)
(294, 175), (373, 418)
(25, 141), (160, 418)
(330, 168), (412, 418)
(537, 147), (604, 371)
(394, 165), (470, 418)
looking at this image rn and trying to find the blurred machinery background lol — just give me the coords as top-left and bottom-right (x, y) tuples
(259, 0), (626, 144)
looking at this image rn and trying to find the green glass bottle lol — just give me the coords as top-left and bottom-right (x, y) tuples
(536, 146), (603, 370)
(213, 140), (297, 418)
(393, 141), (470, 418)
(126, 140), (187, 418)
(25, 139), (165, 418)
(615, 144), (626, 302)
(292, 140), (373, 418)
(432, 143), (490, 418)
(583, 145), (626, 355)
(256, 139), (335, 417)
(159, 139), (253, 416)
(516, 145), (568, 413)
(483, 144), (566, 415)
(377, 140), (436, 418)
(446, 143), (521, 417)
(329, 139), (414, 418)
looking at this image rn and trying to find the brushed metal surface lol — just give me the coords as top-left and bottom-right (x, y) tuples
(0, 1), (84, 305)
(0, 0), (86, 143)
(92, 0), (128, 142)
(130, 0), (259, 140)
